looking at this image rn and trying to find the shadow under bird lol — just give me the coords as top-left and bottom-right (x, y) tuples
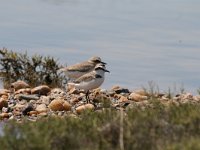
(59, 56), (106, 81)
(68, 64), (110, 103)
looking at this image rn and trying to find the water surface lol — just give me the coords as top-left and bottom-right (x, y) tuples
(0, 0), (200, 93)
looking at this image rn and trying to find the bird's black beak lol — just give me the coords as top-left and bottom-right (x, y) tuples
(101, 61), (107, 65)
(104, 69), (110, 73)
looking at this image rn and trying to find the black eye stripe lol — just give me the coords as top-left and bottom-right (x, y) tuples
(95, 67), (106, 71)
(94, 60), (101, 63)
(95, 74), (102, 78)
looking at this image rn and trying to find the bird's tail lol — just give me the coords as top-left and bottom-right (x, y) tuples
(67, 82), (75, 86)
(57, 63), (68, 73)
(58, 67), (67, 73)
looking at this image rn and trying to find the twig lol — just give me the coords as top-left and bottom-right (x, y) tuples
(119, 108), (124, 150)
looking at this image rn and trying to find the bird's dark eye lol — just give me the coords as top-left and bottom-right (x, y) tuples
(95, 67), (101, 70)
(94, 60), (101, 63)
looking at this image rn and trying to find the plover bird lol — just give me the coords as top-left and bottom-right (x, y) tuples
(68, 64), (110, 103)
(59, 56), (106, 81)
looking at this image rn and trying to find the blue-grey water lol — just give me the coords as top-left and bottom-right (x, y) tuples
(0, 0), (200, 93)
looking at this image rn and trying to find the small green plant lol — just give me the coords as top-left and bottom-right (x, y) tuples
(0, 48), (65, 88)
(142, 81), (160, 99)
(179, 83), (185, 94)
(166, 87), (173, 99)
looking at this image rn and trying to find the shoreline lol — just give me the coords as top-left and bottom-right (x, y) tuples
(1, 80), (200, 122)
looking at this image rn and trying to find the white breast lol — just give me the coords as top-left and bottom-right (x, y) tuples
(74, 77), (105, 91)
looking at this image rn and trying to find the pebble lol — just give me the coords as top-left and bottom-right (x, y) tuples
(15, 88), (31, 95)
(2, 107), (9, 113)
(14, 103), (26, 109)
(27, 118), (37, 122)
(0, 113), (10, 119)
(68, 88), (80, 94)
(63, 101), (72, 111)
(111, 86), (130, 94)
(36, 104), (48, 113)
(22, 104), (34, 115)
(67, 84), (74, 92)
(0, 89), (9, 97)
(194, 95), (200, 102)
(28, 111), (38, 116)
(49, 88), (65, 99)
(13, 110), (21, 116)
(31, 85), (51, 95)
(58, 111), (64, 116)
(40, 96), (50, 105)
(9, 115), (14, 120)
(134, 89), (149, 96)
(1, 95), (8, 100)
(129, 92), (148, 102)
(11, 80), (30, 91)
(51, 88), (65, 95)
(18, 94), (40, 101)
(70, 98), (80, 105)
(182, 93), (193, 100)
(100, 89), (107, 93)
(0, 98), (8, 109)
(76, 104), (95, 114)
(48, 99), (65, 111)
(38, 112), (48, 117)
(119, 95), (129, 103)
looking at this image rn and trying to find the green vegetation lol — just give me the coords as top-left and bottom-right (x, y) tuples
(1, 101), (200, 150)
(0, 48), (64, 88)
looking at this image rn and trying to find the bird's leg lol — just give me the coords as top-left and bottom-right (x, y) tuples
(86, 91), (90, 103)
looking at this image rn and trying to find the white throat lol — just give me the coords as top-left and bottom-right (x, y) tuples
(94, 69), (105, 77)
